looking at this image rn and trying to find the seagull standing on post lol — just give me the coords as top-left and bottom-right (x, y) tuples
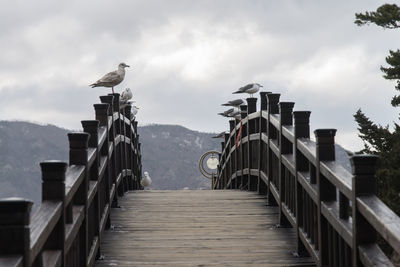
(221, 99), (244, 108)
(90, 63), (130, 94)
(233, 83), (263, 97)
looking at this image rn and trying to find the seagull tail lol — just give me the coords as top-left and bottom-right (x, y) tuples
(90, 83), (99, 88)
(232, 90), (242, 94)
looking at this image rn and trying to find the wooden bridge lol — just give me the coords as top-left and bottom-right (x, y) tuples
(0, 92), (400, 266)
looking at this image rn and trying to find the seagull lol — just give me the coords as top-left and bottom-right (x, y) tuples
(90, 63), (130, 94)
(212, 131), (227, 138)
(217, 108), (234, 117)
(233, 83), (263, 97)
(131, 105), (139, 118)
(121, 88), (133, 101)
(119, 99), (136, 109)
(221, 99), (244, 108)
(228, 110), (247, 120)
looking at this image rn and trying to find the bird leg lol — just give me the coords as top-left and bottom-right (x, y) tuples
(112, 87), (115, 94)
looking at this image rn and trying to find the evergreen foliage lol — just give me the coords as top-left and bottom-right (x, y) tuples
(354, 4), (400, 216)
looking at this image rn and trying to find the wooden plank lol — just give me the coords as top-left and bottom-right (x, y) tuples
(97, 126), (107, 148)
(357, 195), (400, 253)
(297, 138), (317, 166)
(88, 236), (99, 267)
(320, 201), (353, 248)
(98, 156), (107, 180)
(87, 148), (97, 169)
(87, 181), (98, 206)
(30, 201), (62, 263)
(358, 243), (394, 267)
(65, 205), (85, 253)
(320, 161), (352, 199)
(65, 165), (86, 206)
(95, 190), (315, 266)
(42, 249), (62, 267)
(282, 125), (295, 143)
(0, 256), (23, 267)
(108, 142), (113, 158)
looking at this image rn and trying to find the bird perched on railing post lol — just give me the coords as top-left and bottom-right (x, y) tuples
(233, 83), (263, 97)
(90, 63), (130, 94)
(120, 88), (133, 101)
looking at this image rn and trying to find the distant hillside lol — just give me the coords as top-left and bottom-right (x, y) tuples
(0, 121), (352, 206)
(0, 121), (69, 205)
(139, 124), (219, 190)
(0, 122), (220, 204)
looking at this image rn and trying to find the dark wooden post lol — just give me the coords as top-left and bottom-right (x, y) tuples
(0, 198), (33, 266)
(314, 129), (337, 266)
(224, 133), (230, 189)
(350, 154), (378, 267)
(109, 93), (126, 195)
(100, 95), (121, 203)
(40, 161), (67, 266)
(266, 93), (280, 205)
(278, 102), (295, 226)
(293, 111), (311, 256)
(247, 98), (257, 191)
(124, 105), (134, 190)
(228, 120), (236, 189)
(68, 132), (89, 266)
(93, 103), (112, 227)
(258, 92), (270, 195)
(237, 105), (247, 189)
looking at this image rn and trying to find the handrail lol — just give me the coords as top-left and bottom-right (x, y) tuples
(0, 93), (142, 267)
(216, 91), (400, 266)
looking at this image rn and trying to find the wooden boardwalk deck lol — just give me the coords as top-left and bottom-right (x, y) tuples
(95, 190), (315, 267)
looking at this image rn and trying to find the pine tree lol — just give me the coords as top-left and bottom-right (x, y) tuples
(354, 4), (400, 216)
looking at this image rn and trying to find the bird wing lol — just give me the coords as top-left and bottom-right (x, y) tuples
(98, 70), (121, 83)
(241, 84), (253, 91)
(230, 99), (243, 106)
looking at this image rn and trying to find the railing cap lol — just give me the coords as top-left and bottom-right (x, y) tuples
(67, 132), (90, 149)
(350, 154), (379, 175)
(81, 120), (100, 128)
(94, 103), (109, 110)
(0, 197), (33, 225)
(314, 128), (337, 138)
(293, 111), (311, 124)
(279, 102), (295, 110)
(100, 95), (114, 104)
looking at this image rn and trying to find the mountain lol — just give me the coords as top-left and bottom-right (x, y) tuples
(0, 121), (69, 205)
(0, 121), (352, 206)
(0, 122), (220, 205)
(138, 124), (219, 190)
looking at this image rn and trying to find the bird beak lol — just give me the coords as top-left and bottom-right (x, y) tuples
(260, 85), (263, 87)
(126, 65), (130, 67)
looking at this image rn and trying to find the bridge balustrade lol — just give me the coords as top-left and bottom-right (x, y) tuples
(216, 92), (400, 267)
(0, 93), (142, 267)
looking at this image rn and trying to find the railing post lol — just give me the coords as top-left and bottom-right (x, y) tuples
(350, 154), (378, 267)
(258, 91), (270, 194)
(237, 105), (247, 189)
(247, 98), (258, 191)
(123, 105), (133, 190)
(314, 129), (337, 266)
(278, 102), (295, 226)
(67, 132), (90, 266)
(224, 133), (230, 189)
(266, 93), (280, 205)
(94, 103), (112, 228)
(40, 160), (67, 266)
(0, 198), (32, 266)
(293, 111), (311, 256)
(228, 120), (236, 189)
(100, 95), (120, 204)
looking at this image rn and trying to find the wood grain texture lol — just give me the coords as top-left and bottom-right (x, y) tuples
(95, 190), (315, 266)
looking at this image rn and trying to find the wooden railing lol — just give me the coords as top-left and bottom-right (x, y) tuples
(0, 93), (142, 267)
(215, 91), (400, 266)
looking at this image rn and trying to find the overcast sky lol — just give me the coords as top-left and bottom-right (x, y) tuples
(0, 0), (398, 151)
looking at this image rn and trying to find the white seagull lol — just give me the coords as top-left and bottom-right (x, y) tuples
(233, 83), (263, 97)
(121, 88), (133, 101)
(90, 63), (130, 94)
